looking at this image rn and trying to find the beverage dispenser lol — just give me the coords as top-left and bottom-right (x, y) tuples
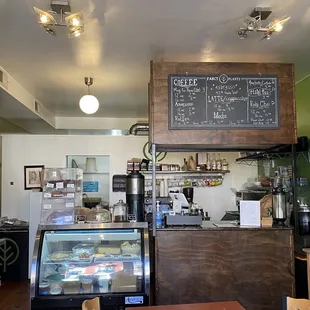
(126, 171), (145, 222)
(272, 172), (287, 225)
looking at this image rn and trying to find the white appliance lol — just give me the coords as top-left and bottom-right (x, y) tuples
(29, 192), (42, 278)
(169, 192), (189, 213)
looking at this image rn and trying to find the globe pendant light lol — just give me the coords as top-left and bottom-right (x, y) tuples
(79, 77), (99, 114)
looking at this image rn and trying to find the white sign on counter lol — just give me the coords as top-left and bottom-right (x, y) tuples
(240, 200), (261, 227)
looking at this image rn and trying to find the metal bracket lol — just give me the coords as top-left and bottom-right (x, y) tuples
(51, 0), (71, 14)
(250, 7), (272, 21)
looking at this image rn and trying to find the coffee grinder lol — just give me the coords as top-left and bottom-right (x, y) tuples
(166, 187), (202, 226)
(126, 171), (145, 222)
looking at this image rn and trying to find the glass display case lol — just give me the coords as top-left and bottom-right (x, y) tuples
(30, 223), (150, 310)
(41, 168), (83, 225)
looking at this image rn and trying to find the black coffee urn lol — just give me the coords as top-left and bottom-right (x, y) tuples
(126, 171), (145, 222)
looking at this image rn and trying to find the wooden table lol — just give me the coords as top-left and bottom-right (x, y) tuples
(127, 301), (245, 310)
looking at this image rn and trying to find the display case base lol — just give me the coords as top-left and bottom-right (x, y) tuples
(31, 293), (150, 310)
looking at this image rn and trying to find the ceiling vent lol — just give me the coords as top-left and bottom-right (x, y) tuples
(34, 100), (40, 113)
(0, 67), (8, 90)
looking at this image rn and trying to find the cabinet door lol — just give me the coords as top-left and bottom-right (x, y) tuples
(0, 230), (29, 281)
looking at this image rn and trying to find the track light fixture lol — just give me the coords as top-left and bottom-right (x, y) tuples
(34, 0), (84, 38)
(237, 7), (290, 41)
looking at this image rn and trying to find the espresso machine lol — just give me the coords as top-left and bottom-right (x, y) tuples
(272, 173), (287, 225)
(182, 187), (203, 215)
(165, 187), (202, 227)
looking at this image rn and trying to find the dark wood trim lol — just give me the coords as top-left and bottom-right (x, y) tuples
(149, 62), (297, 149)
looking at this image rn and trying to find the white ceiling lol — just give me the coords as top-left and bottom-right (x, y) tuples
(0, 0), (310, 119)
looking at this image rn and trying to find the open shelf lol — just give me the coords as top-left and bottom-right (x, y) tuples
(139, 170), (230, 175)
(83, 172), (109, 175)
(236, 144), (310, 166)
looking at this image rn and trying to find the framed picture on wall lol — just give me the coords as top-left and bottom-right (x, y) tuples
(24, 165), (44, 190)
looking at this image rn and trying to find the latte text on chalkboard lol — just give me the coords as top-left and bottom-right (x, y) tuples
(168, 74), (279, 129)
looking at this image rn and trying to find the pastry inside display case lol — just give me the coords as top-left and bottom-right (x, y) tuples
(37, 229), (143, 296)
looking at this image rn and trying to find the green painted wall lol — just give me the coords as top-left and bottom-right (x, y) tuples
(258, 77), (310, 202)
(296, 76), (310, 137)
(295, 78), (310, 202)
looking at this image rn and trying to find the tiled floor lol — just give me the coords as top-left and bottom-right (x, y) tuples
(0, 281), (30, 310)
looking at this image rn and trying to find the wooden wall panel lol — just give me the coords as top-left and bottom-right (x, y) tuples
(155, 229), (295, 310)
(149, 62), (297, 150)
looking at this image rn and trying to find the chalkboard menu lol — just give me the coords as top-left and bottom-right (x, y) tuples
(168, 74), (279, 129)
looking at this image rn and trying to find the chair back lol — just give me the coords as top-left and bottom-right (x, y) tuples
(82, 297), (100, 310)
(283, 296), (310, 310)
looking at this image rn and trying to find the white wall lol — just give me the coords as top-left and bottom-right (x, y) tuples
(157, 152), (257, 221)
(1, 135), (257, 222)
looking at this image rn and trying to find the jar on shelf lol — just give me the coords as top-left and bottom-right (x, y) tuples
(112, 200), (128, 222)
(95, 206), (111, 223)
(222, 159), (229, 171)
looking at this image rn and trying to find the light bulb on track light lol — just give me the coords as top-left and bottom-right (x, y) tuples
(34, 7), (56, 25)
(40, 15), (48, 23)
(65, 11), (83, 27)
(68, 25), (84, 38)
(274, 22), (283, 32)
(71, 18), (79, 26)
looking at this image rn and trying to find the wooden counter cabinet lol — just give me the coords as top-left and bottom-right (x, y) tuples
(155, 227), (295, 310)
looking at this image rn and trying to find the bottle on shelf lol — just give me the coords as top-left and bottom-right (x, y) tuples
(206, 153), (211, 171)
(159, 179), (165, 197)
(156, 201), (163, 228)
(211, 153), (217, 171)
(222, 159), (229, 171)
(216, 153), (222, 171)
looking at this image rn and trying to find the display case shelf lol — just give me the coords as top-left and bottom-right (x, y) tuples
(43, 260), (92, 265)
(45, 231), (140, 242)
(43, 257), (141, 265)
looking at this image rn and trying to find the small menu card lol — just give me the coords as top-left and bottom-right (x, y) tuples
(240, 200), (261, 227)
